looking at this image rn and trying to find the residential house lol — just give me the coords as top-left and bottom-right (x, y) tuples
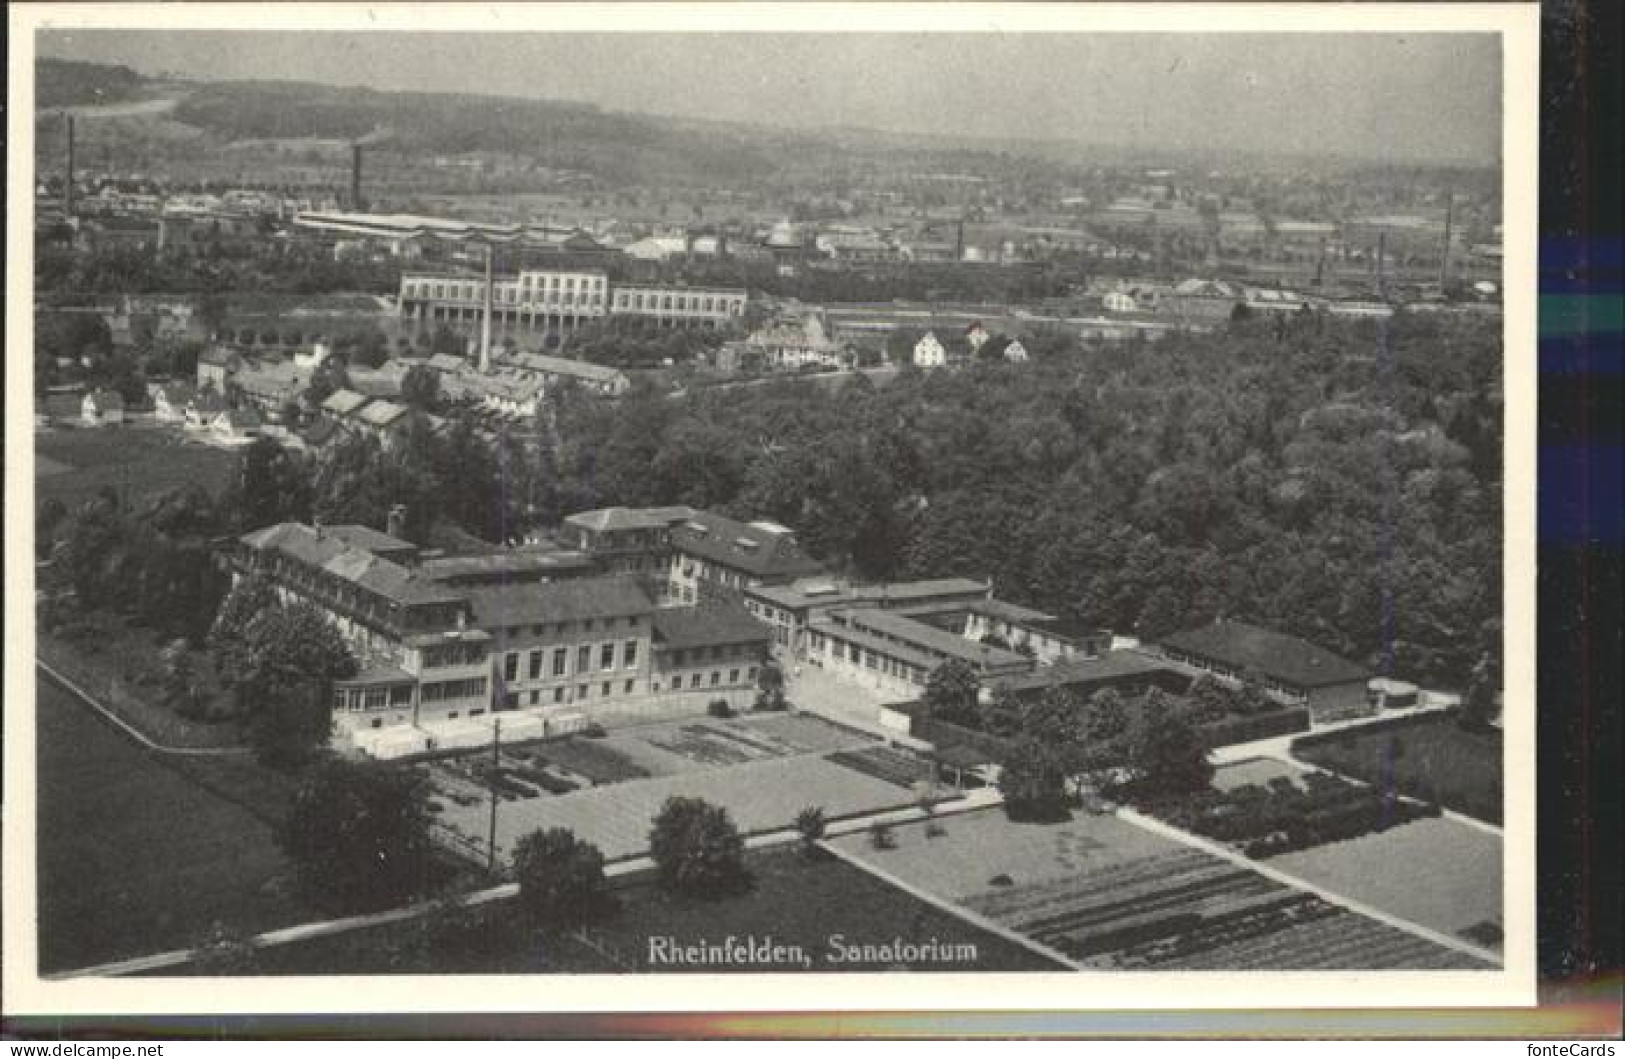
(185, 388), (228, 429)
(150, 381), (196, 423)
(80, 389), (126, 426)
(913, 332), (947, 368)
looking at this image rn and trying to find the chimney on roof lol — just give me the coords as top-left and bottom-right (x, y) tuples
(388, 503), (408, 542)
(479, 243), (494, 374)
(64, 115), (76, 218)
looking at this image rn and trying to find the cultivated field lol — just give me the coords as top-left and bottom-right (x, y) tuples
(435, 750), (918, 863)
(35, 679), (314, 973)
(830, 810), (1493, 971)
(34, 423), (238, 511)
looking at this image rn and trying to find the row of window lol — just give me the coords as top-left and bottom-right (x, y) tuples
(517, 679), (639, 708)
(334, 684), (414, 712)
(497, 615), (642, 640)
(819, 635), (928, 686)
(666, 642), (754, 668)
(613, 291), (744, 315)
(420, 642), (488, 669)
(667, 667), (755, 691)
(421, 677), (490, 703)
(503, 640), (641, 683)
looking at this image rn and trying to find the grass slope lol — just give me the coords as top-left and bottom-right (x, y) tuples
(35, 680), (315, 972)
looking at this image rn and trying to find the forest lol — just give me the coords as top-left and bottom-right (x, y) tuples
(540, 308), (1503, 689)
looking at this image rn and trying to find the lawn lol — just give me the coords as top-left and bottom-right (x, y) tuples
(34, 423), (238, 511)
(168, 845), (1061, 975)
(35, 680), (318, 973)
(1293, 715), (1503, 824)
(1269, 816), (1503, 948)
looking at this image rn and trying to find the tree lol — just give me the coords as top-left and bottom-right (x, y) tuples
(922, 659), (981, 727)
(1122, 689), (1213, 802)
(998, 735), (1071, 822)
(278, 758), (433, 912)
(794, 806), (827, 859)
(401, 363), (441, 411)
(647, 796), (747, 898)
(754, 657), (787, 711)
(230, 602), (357, 766)
(512, 827), (611, 928)
(1459, 653), (1498, 730)
(221, 437), (314, 532)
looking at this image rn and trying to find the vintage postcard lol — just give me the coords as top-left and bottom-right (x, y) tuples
(4, 1), (1539, 1020)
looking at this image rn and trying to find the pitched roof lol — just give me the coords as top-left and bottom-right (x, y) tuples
(508, 352), (628, 387)
(427, 353), (467, 373)
(357, 399), (409, 427)
(652, 603), (772, 651)
(238, 522), (463, 607)
(566, 505), (696, 534)
(992, 650), (1184, 697)
(670, 511), (826, 580)
(1158, 620), (1369, 689)
(836, 607), (1028, 670)
(322, 388), (370, 416)
(465, 575), (654, 628)
(326, 523), (417, 558)
(419, 550), (597, 583)
(85, 388), (125, 409)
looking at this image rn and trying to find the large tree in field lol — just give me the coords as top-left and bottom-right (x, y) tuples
(278, 758), (433, 912)
(647, 796), (747, 898)
(512, 827), (611, 928)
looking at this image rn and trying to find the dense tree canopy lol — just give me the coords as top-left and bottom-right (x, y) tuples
(512, 827), (612, 928)
(278, 758), (434, 912)
(541, 310), (1502, 688)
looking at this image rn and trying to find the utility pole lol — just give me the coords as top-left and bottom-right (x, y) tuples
(1437, 187), (1454, 291)
(486, 716), (502, 874)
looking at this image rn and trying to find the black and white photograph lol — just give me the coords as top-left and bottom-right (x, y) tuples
(4, 2), (1540, 1019)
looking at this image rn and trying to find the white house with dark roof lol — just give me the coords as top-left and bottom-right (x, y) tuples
(912, 331), (947, 368)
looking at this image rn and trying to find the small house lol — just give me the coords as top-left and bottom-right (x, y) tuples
(80, 389), (126, 426)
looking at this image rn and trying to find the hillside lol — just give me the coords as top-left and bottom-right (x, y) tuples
(36, 58), (144, 108)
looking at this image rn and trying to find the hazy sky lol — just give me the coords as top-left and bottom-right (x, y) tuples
(38, 30), (1501, 163)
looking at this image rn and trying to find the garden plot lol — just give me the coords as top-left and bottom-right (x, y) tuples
(435, 752), (915, 863)
(827, 745), (939, 789)
(831, 810), (1493, 971)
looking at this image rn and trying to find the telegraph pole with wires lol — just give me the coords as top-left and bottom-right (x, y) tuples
(486, 717), (502, 874)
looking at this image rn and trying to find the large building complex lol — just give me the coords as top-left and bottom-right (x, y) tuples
(397, 270), (748, 343)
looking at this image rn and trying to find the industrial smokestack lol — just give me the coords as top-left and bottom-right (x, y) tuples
(479, 243), (494, 374)
(1438, 188), (1454, 290)
(64, 115), (76, 217)
(350, 144), (364, 212)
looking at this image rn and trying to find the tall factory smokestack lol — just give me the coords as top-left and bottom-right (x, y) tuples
(479, 243), (494, 374)
(955, 217), (966, 261)
(351, 143), (364, 212)
(1437, 188), (1454, 291)
(64, 115), (76, 218)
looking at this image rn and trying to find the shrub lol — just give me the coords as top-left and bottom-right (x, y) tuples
(794, 805), (826, 859)
(868, 822), (896, 850)
(512, 827), (612, 928)
(707, 698), (733, 719)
